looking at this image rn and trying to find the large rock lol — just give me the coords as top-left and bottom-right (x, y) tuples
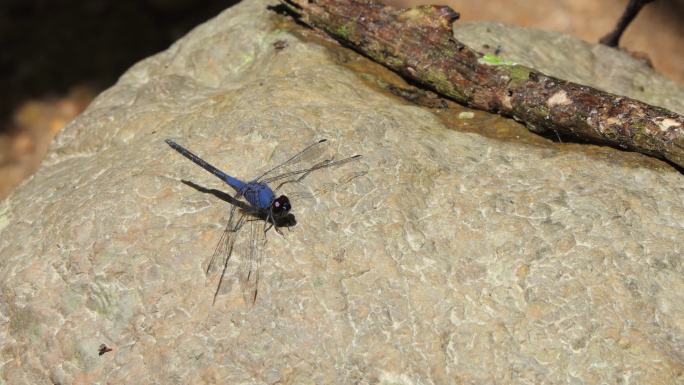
(1, 0), (683, 383)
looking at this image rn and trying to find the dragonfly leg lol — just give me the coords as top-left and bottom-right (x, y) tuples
(264, 211), (275, 234)
(264, 217), (285, 236)
(265, 209), (287, 236)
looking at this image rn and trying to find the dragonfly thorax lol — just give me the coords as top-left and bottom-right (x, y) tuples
(241, 182), (276, 210)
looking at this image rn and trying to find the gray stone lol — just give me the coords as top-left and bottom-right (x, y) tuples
(1, 0), (683, 384)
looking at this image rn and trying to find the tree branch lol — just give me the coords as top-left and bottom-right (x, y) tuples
(280, 0), (684, 168)
(599, 0), (655, 47)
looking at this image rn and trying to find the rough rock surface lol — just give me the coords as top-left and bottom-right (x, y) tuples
(1, 0), (683, 384)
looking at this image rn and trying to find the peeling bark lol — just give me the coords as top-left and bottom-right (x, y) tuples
(279, 0), (684, 168)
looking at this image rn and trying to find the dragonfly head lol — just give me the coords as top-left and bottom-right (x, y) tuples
(271, 195), (291, 217)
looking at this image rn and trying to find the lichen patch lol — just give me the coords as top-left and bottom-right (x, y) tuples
(656, 118), (682, 132)
(547, 90), (572, 107)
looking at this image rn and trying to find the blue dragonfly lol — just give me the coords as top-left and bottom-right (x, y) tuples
(166, 139), (361, 304)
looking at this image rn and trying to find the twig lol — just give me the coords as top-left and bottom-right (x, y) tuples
(600, 0), (655, 47)
(279, 0), (684, 167)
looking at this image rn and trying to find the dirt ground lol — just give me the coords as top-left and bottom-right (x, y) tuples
(1, 0), (682, 199)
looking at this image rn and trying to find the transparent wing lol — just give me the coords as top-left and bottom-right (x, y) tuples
(238, 216), (267, 305)
(263, 155), (362, 193)
(286, 170), (368, 200)
(253, 139), (332, 183)
(207, 202), (247, 305)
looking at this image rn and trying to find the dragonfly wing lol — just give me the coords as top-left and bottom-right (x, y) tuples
(262, 155), (363, 193)
(238, 216), (267, 304)
(286, 170), (367, 200)
(207, 197), (247, 304)
(253, 139), (332, 183)
(206, 217), (230, 277)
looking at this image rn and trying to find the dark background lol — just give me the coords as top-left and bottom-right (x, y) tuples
(0, 0), (240, 131)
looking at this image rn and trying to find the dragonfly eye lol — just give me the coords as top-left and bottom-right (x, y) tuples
(271, 195), (291, 216)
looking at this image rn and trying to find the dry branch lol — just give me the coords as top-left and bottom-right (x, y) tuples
(280, 0), (684, 167)
(600, 0), (655, 47)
